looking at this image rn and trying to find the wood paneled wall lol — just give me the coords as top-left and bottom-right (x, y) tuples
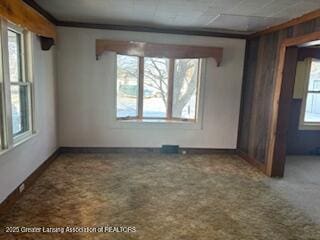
(238, 18), (320, 168)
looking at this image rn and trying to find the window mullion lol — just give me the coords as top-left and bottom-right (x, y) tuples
(138, 57), (144, 119)
(24, 32), (35, 134)
(10, 82), (29, 86)
(167, 59), (174, 119)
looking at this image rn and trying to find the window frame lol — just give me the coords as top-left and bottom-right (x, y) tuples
(7, 24), (33, 143)
(116, 54), (140, 119)
(0, 19), (35, 151)
(116, 54), (202, 123)
(299, 58), (320, 130)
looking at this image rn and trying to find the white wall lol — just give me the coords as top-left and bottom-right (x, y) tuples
(57, 27), (245, 149)
(0, 36), (58, 203)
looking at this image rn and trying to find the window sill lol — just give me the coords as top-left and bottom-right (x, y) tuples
(0, 132), (37, 157)
(117, 118), (195, 123)
(13, 131), (37, 147)
(111, 118), (203, 130)
(299, 123), (320, 131)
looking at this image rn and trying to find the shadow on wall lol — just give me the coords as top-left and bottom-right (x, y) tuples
(287, 98), (320, 155)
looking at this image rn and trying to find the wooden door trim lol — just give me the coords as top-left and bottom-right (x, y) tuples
(266, 31), (320, 176)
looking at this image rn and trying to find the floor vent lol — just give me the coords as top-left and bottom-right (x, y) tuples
(161, 145), (179, 154)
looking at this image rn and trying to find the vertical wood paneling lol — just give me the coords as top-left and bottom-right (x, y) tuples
(238, 39), (259, 152)
(250, 33), (280, 163)
(238, 18), (320, 170)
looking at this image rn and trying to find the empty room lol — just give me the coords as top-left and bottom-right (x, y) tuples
(1, 0), (320, 239)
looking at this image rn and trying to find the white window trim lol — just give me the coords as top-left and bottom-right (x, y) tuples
(1, 20), (14, 148)
(0, 19), (35, 152)
(299, 58), (320, 130)
(111, 53), (206, 130)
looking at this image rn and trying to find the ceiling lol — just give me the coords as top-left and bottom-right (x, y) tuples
(34, 0), (320, 34)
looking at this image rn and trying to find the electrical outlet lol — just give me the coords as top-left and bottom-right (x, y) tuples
(181, 150), (187, 155)
(19, 183), (25, 193)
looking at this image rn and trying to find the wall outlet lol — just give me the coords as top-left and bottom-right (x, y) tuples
(181, 150), (187, 155)
(19, 183), (25, 193)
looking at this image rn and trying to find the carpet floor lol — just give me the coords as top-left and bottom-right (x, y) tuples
(0, 153), (319, 240)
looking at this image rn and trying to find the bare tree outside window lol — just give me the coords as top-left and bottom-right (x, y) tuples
(143, 57), (169, 118)
(173, 59), (199, 119)
(116, 54), (201, 121)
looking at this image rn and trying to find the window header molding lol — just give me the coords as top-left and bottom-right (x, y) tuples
(0, 0), (56, 40)
(96, 39), (223, 66)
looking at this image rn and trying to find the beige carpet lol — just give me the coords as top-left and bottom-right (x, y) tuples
(0, 153), (319, 240)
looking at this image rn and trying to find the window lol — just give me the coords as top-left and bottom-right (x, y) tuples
(116, 55), (139, 118)
(300, 58), (320, 129)
(8, 29), (32, 139)
(143, 57), (169, 118)
(116, 55), (201, 122)
(0, 20), (34, 151)
(173, 59), (199, 120)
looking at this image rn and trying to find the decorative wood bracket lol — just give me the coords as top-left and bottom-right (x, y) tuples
(39, 36), (55, 50)
(96, 39), (223, 66)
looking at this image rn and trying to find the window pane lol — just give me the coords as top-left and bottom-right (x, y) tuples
(308, 59), (320, 91)
(172, 59), (199, 120)
(117, 55), (139, 118)
(11, 85), (30, 136)
(8, 30), (22, 83)
(305, 93), (320, 122)
(143, 57), (169, 118)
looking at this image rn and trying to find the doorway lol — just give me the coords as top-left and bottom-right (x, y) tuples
(266, 32), (320, 177)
